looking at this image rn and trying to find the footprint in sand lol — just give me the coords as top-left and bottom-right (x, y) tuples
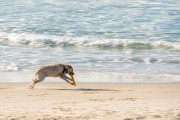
(153, 115), (161, 118)
(124, 116), (146, 120)
(136, 116), (146, 120)
(122, 98), (137, 101)
(177, 113), (180, 118)
(89, 98), (114, 102)
(123, 118), (133, 120)
(0, 87), (12, 90)
(53, 107), (70, 112)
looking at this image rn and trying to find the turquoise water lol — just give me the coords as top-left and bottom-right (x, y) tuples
(0, 0), (180, 82)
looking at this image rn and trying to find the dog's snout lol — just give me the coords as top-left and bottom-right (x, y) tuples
(70, 72), (74, 75)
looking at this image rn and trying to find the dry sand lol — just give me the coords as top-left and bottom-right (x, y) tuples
(0, 83), (180, 120)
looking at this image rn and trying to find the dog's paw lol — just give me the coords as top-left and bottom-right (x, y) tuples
(29, 85), (34, 89)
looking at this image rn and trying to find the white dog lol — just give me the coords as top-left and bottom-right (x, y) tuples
(30, 64), (74, 89)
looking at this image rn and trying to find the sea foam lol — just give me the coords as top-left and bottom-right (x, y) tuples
(0, 32), (180, 50)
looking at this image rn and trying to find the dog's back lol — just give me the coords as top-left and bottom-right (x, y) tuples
(36, 64), (62, 77)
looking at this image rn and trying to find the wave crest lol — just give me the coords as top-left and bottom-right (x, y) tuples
(0, 32), (180, 50)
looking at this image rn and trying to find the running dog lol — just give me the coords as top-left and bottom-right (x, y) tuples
(30, 64), (74, 89)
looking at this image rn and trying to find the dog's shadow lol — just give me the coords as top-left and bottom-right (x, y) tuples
(47, 88), (117, 92)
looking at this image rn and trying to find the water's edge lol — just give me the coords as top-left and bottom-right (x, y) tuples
(0, 71), (179, 83)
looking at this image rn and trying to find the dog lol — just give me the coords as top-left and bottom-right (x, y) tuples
(30, 64), (74, 89)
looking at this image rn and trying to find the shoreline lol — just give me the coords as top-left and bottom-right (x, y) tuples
(0, 83), (180, 120)
(0, 71), (180, 83)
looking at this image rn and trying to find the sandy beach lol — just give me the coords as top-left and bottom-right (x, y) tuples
(0, 83), (179, 120)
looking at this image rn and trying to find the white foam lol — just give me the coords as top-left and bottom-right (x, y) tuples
(143, 58), (151, 64)
(0, 32), (180, 50)
(0, 71), (179, 83)
(0, 61), (19, 71)
(74, 71), (180, 83)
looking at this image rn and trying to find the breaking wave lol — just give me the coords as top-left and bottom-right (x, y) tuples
(0, 32), (180, 50)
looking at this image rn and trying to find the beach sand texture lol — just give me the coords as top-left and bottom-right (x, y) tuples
(0, 83), (180, 120)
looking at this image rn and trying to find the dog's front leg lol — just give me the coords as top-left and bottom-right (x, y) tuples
(64, 74), (72, 81)
(59, 75), (73, 85)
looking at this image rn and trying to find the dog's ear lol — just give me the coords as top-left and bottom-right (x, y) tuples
(68, 65), (72, 68)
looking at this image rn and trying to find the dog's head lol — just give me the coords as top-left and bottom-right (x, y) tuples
(67, 65), (74, 75)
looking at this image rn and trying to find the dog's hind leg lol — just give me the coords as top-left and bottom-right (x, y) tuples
(29, 79), (36, 89)
(30, 73), (46, 89)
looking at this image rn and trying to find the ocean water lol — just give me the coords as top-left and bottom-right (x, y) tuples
(0, 0), (180, 83)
